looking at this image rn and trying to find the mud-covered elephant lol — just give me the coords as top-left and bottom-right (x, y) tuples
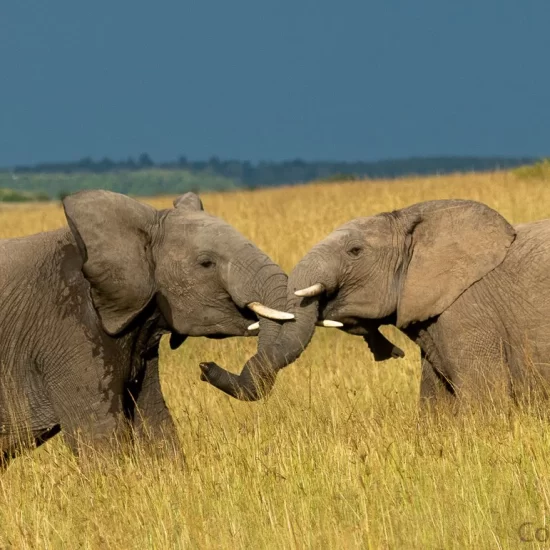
(0, 190), (294, 462)
(202, 199), (550, 409)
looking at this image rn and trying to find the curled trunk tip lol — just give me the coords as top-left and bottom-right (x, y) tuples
(200, 359), (275, 402)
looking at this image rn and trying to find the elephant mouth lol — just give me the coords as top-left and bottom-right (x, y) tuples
(160, 303), (260, 349)
(319, 295), (397, 334)
(330, 315), (397, 335)
(237, 304), (260, 323)
(317, 314), (372, 334)
(169, 327), (247, 349)
(317, 293), (356, 326)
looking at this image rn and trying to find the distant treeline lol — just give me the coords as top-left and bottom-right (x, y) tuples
(0, 154), (540, 200)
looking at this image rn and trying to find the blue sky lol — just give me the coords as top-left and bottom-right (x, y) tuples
(1, 0), (549, 166)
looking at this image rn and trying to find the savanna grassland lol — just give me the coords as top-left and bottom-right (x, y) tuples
(2, 172), (550, 549)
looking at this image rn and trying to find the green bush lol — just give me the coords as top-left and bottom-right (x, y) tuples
(0, 188), (51, 202)
(0, 169), (238, 199)
(513, 158), (550, 179)
(316, 173), (358, 183)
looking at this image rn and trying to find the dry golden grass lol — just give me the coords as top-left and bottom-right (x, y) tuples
(2, 171), (550, 548)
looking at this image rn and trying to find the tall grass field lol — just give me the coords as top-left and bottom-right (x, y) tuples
(1, 172), (550, 548)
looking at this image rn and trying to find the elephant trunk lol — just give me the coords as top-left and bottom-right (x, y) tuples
(202, 247), (336, 401)
(201, 252), (290, 400)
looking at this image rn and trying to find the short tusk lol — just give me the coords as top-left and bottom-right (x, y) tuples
(247, 302), (295, 321)
(294, 283), (325, 297)
(247, 321), (260, 331)
(316, 320), (344, 328)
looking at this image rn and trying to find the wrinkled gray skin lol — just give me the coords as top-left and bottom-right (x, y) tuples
(0, 190), (289, 462)
(202, 199), (550, 409)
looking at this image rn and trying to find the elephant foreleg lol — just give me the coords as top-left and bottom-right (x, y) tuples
(126, 352), (181, 459)
(419, 355), (455, 413)
(46, 363), (127, 457)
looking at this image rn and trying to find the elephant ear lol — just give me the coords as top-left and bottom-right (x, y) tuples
(396, 200), (516, 329)
(63, 190), (158, 335)
(173, 192), (204, 212)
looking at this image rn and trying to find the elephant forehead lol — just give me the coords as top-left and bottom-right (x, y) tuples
(334, 216), (393, 241)
(162, 211), (247, 247)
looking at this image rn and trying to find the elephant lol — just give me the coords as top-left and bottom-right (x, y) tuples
(201, 199), (550, 410)
(0, 190), (294, 463)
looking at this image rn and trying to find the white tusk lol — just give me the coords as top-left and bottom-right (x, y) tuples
(294, 283), (325, 297)
(316, 320), (344, 328)
(247, 302), (295, 321)
(247, 321), (260, 331)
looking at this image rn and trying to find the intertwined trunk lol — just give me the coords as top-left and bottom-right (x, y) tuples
(202, 248), (334, 400)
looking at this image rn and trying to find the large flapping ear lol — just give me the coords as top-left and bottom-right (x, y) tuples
(396, 200), (516, 329)
(63, 190), (158, 335)
(173, 192), (204, 212)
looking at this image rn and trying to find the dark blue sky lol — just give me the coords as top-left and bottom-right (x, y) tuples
(1, 0), (549, 166)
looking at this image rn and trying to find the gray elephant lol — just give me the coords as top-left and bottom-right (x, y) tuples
(201, 199), (550, 409)
(0, 190), (294, 463)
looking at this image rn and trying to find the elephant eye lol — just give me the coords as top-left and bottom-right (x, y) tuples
(348, 246), (363, 257)
(200, 259), (215, 268)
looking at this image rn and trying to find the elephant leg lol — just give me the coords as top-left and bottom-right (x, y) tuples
(433, 314), (512, 412)
(418, 355), (455, 413)
(0, 425), (58, 470)
(46, 363), (127, 458)
(127, 353), (182, 460)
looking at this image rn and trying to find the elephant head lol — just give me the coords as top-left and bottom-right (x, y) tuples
(63, 190), (293, 357)
(200, 199), (516, 400)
